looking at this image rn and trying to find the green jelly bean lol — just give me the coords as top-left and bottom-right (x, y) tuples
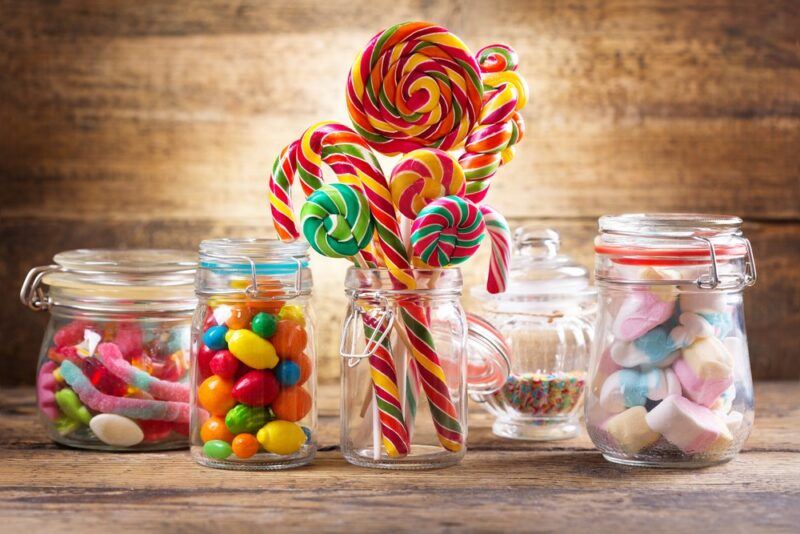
(203, 439), (232, 460)
(54, 388), (92, 425)
(54, 415), (82, 436)
(251, 312), (278, 339)
(225, 404), (273, 435)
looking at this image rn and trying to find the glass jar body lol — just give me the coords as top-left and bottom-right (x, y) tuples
(36, 306), (193, 451)
(340, 268), (468, 469)
(586, 280), (754, 468)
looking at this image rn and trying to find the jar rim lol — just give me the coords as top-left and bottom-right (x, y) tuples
(344, 267), (462, 294)
(53, 249), (197, 275)
(199, 238), (309, 261)
(598, 213), (743, 238)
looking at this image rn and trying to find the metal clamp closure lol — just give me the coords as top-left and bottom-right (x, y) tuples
(20, 265), (60, 311)
(204, 253), (306, 299)
(339, 296), (395, 364)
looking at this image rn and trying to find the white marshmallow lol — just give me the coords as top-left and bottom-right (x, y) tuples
(605, 406), (661, 454)
(600, 367), (681, 414)
(645, 395), (726, 454)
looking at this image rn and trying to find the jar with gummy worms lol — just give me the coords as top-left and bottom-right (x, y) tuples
(21, 249), (197, 450)
(339, 267), (509, 469)
(191, 238), (316, 470)
(586, 214), (757, 467)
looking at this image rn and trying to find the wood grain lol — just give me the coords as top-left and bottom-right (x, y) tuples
(0, 383), (798, 532)
(1, 0), (799, 384)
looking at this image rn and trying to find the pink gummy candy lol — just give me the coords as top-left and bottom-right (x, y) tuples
(612, 291), (675, 342)
(113, 323), (144, 359)
(36, 361), (60, 420)
(53, 321), (92, 347)
(96, 343), (189, 402)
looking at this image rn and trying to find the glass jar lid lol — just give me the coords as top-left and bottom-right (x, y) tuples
(22, 249), (197, 312)
(471, 227), (595, 312)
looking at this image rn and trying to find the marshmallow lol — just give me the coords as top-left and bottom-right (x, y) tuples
(612, 290), (676, 342)
(611, 327), (680, 368)
(600, 367), (681, 413)
(698, 312), (734, 339)
(669, 312), (715, 347)
(710, 383), (736, 414)
(645, 395), (726, 454)
(605, 406), (661, 454)
(673, 337), (733, 407)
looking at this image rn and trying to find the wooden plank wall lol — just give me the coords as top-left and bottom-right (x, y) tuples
(1, 0), (798, 385)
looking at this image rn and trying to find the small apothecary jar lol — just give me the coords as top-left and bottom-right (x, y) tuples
(339, 267), (509, 470)
(190, 238), (316, 470)
(586, 214), (757, 467)
(21, 249), (197, 450)
(471, 228), (596, 441)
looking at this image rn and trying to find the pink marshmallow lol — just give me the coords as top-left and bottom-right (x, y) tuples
(673, 337), (733, 407)
(645, 395), (723, 454)
(612, 290), (675, 342)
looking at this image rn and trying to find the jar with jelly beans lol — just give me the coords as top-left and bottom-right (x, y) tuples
(470, 228), (596, 440)
(586, 214), (757, 467)
(339, 268), (509, 469)
(190, 239), (315, 470)
(21, 249), (197, 450)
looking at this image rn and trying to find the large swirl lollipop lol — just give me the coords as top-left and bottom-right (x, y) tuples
(346, 21), (484, 156)
(410, 196), (486, 267)
(390, 148), (465, 220)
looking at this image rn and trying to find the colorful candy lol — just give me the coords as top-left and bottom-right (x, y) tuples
(54, 387), (92, 425)
(410, 196), (485, 267)
(203, 439), (233, 460)
(389, 148), (465, 219)
(251, 312), (278, 338)
(96, 342), (190, 402)
(231, 433), (260, 459)
(645, 395), (730, 454)
(673, 337), (733, 407)
(208, 350), (240, 379)
(37, 361), (60, 420)
(227, 329), (279, 369)
(225, 404), (272, 435)
(231, 370), (280, 407)
(301, 183), (375, 259)
(604, 406), (661, 454)
(203, 325), (229, 351)
(478, 204), (512, 294)
(198, 375), (236, 416)
(270, 320), (307, 360)
(492, 372), (585, 416)
(278, 305), (305, 327)
(271, 386), (312, 422)
(201, 415), (235, 443)
(89, 414), (144, 447)
(256, 420), (306, 455)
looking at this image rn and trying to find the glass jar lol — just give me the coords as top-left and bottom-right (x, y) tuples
(471, 228), (596, 440)
(190, 238), (316, 470)
(586, 214), (757, 467)
(21, 249), (197, 451)
(339, 267), (509, 469)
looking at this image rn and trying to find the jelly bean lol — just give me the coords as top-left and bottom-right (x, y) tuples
(251, 312), (278, 339)
(231, 370), (280, 407)
(138, 419), (173, 442)
(225, 403), (272, 434)
(55, 415), (82, 436)
(274, 360), (301, 387)
(54, 387), (92, 425)
(90, 414), (145, 447)
(271, 386), (312, 422)
(278, 305), (306, 327)
(290, 352), (312, 386)
(270, 320), (307, 359)
(81, 357), (128, 397)
(201, 415), (235, 443)
(209, 350), (239, 379)
(197, 343), (215, 379)
(203, 325), (229, 351)
(256, 420), (306, 455)
(203, 439), (233, 460)
(225, 304), (252, 330)
(227, 329), (278, 370)
(197, 375), (236, 416)
(231, 433), (260, 459)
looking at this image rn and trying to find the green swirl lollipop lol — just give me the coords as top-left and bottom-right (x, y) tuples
(300, 183), (375, 259)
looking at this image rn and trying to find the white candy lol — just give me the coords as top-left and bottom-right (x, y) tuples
(645, 395), (726, 454)
(89, 414), (144, 447)
(604, 406), (661, 454)
(600, 367), (681, 414)
(669, 313), (715, 347)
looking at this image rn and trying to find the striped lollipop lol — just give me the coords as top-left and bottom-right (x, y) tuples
(300, 183), (374, 261)
(479, 204), (512, 294)
(346, 21), (484, 156)
(410, 196), (486, 268)
(390, 148), (466, 220)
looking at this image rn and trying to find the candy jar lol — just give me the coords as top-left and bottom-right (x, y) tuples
(339, 267), (510, 469)
(21, 249), (197, 450)
(470, 228), (596, 440)
(586, 214), (757, 467)
(190, 238), (316, 470)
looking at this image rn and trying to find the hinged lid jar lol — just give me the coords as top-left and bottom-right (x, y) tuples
(586, 214), (756, 467)
(21, 249), (197, 450)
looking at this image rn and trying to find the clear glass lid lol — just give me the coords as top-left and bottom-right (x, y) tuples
(471, 227), (595, 312)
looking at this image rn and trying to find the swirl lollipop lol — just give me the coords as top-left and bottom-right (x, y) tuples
(300, 183), (375, 262)
(390, 148), (466, 220)
(347, 21), (484, 155)
(410, 196), (486, 267)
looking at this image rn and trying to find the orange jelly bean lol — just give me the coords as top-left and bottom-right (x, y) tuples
(270, 320), (307, 359)
(198, 375), (236, 416)
(200, 415), (235, 443)
(271, 386), (312, 422)
(287, 352), (312, 386)
(231, 433), (260, 459)
(225, 304), (252, 330)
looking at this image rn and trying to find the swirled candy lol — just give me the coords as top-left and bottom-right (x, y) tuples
(410, 196), (485, 267)
(300, 183), (374, 259)
(389, 148), (465, 219)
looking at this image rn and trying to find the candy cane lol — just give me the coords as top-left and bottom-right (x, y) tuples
(479, 204), (512, 294)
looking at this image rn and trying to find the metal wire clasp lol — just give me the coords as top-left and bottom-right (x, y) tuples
(693, 236), (757, 290)
(339, 296), (395, 364)
(204, 253), (306, 299)
(20, 265), (59, 311)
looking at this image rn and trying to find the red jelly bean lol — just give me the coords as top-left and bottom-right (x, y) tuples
(231, 370), (279, 407)
(138, 419), (173, 442)
(82, 357), (128, 397)
(209, 350), (239, 379)
(197, 343), (215, 379)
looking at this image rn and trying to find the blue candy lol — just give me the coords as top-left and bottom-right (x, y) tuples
(632, 327), (680, 366)
(203, 325), (228, 351)
(274, 360), (301, 387)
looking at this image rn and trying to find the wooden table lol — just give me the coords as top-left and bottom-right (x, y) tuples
(2, 383), (798, 532)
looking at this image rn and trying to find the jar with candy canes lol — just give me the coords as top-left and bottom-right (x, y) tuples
(339, 267), (510, 469)
(470, 228), (596, 440)
(21, 249), (197, 450)
(190, 239), (315, 470)
(586, 214), (757, 467)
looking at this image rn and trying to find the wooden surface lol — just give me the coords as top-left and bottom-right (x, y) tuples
(2, 0), (799, 384)
(0, 382), (799, 532)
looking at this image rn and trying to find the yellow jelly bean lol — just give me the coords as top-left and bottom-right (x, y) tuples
(228, 329), (278, 369)
(278, 305), (306, 327)
(224, 329), (235, 344)
(256, 420), (306, 455)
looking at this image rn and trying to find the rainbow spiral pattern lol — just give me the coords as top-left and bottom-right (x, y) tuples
(390, 148), (466, 220)
(410, 196), (485, 268)
(300, 183), (375, 260)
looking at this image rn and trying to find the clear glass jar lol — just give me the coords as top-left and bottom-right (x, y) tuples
(471, 228), (596, 440)
(586, 214), (757, 467)
(190, 238), (316, 470)
(21, 249), (197, 451)
(340, 268), (509, 470)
